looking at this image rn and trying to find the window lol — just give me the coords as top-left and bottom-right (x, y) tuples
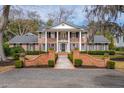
(76, 32), (79, 38)
(27, 44), (35, 51)
(51, 32), (55, 38)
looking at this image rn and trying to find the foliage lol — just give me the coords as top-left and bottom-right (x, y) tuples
(74, 59), (82, 67)
(80, 50), (115, 55)
(110, 55), (124, 60)
(10, 46), (25, 59)
(48, 60), (54, 67)
(3, 43), (11, 56)
(74, 48), (79, 50)
(55, 54), (58, 63)
(115, 47), (124, 51)
(109, 38), (115, 50)
(6, 19), (39, 36)
(48, 48), (54, 51)
(80, 51), (88, 54)
(26, 51), (47, 55)
(15, 60), (23, 68)
(46, 19), (53, 27)
(107, 61), (115, 69)
(68, 53), (73, 62)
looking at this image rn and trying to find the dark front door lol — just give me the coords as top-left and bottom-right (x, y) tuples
(61, 43), (65, 52)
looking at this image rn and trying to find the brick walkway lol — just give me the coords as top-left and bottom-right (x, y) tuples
(55, 55), (75, 69)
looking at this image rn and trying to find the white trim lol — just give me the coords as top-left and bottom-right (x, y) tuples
(56, 31), (59, 52)
(45, 32), (47, 52)
(68, 31), (70, 52)
(79, 31), (82, 51)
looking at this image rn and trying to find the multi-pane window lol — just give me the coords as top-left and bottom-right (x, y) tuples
(27, 44), (35, 51)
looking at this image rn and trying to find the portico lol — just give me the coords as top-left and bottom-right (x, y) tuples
(44, 29), (83, 53)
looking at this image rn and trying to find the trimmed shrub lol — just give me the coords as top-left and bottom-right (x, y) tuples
(48, 48), (54, 50)
(55, 54), (58, 63)
(15, 60), (23, 68)
(80, 50), (115, 55)
(115, 47), (124, 51)
(3, 43), (11, 56)
(74, 48), (79, 50)
(68, 53), (73, 63)
(74, 59), (82, 67)
(80, 51), (88, 54)
(107, 61), (115, 69)
(26, 51), (47, 55)
(10, 46), (25, 60)
(48, 60), (54, 67)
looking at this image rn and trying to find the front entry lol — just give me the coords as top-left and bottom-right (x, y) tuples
(61, 43), (66, 52)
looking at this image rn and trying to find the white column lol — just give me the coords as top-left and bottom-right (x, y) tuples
(79, 31), (82, 51)
(56, 31), (59, 52)
(45, 31), (47, 52)
(68, 31), (70, 52)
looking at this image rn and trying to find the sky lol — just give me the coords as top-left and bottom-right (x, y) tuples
(0, 5), (124, 26)
(19, 5), (87, 26)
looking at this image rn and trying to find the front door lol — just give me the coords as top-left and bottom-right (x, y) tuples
(61, 43), (65, 52)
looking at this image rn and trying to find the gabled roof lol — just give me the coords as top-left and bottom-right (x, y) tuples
(38, 22), (85, 32)
(93, 35), (110, 43)
(49, 22), (83, 29)
(9, 33), (38, 44)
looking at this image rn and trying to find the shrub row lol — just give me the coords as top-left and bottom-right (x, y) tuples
(26, 51), (47, 55)
(48, 60), (55, 67)
(80, 50), (115, 55)
(74, 59), (83, 67)
(3, 44), (25, 58)
(107, 61), (115, 69)
(15, 60), (23, 68)
(68, 53), (73, 63)
(114, 47), (124, 51)
(55, 54), (58, 63)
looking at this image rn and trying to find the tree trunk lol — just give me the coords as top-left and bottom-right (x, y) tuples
(0, 5), (10, 61)
(0, 32), (6, 61)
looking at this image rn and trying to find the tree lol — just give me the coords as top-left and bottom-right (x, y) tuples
(0, 5), (10, 61)
(85, 5), (124, 34)
(46, 19), (53, 27)
(48, 6), (75, 24)
(5, 8), (40, 36)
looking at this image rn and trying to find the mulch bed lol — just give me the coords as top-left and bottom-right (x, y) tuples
(0, 60), (14, 66)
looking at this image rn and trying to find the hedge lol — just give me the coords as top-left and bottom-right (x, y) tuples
(74, 59), (82, 67)
(15, 60), (23, 68)
(10, 46), (25, 60)
(55, 54), (58, 63)
(26, 51), (47, 55)
(114, 47), (124, 51)
(107, 61), (115, 69)
(68, 53), (73, 63)
(48, 60), (54, 67)
(80, 50), (115, 55)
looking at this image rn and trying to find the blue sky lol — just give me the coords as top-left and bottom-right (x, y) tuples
(1, 5), (124, 26)
(19, 5), (87, 26)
